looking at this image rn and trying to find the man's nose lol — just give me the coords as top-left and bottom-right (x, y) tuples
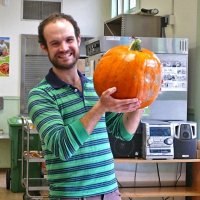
(59, 42), (69, 51)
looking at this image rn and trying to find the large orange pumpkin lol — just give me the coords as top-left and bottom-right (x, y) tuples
(93, 38), (162, 108)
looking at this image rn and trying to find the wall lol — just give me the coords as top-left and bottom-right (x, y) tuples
(140, 0), (198, 114)
(0, 0), (111, 97)
(140, 0), (174, 36)
(194, 1), (200, 136)
(0, 0), (111, 133)
(0, 0), (198, 132)
(0, 0), (111, 168)
(0, 97), (19, 167)
(173, 0), (197, 122)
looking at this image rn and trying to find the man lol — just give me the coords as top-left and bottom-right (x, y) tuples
(0, 40), (8, 56)
(28, 13), (142, 200)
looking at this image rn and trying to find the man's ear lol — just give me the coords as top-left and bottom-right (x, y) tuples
(40, 44), (48, 53)
(77, 36), (81, 47)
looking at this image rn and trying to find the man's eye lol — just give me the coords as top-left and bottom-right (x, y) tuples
(67, 38), (74, 43)
(51, 42), (59, 46)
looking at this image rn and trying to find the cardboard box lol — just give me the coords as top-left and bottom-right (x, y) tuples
(198, 140), (200, 150)
(77, 59), (86, 74)
(197, 150), (200, 159)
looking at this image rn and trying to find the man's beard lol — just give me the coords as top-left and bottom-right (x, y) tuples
(49, 52), (80, 70)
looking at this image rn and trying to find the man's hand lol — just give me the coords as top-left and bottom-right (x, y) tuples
(99, 87), (141, 113)
(80, 87), (142, 134)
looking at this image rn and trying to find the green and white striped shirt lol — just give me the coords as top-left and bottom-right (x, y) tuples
(28, 69), (133, 199)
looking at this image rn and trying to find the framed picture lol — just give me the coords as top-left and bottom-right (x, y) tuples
(0, 37), (9, 77)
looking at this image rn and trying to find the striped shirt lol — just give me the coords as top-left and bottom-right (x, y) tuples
(28, 68), (133, 199)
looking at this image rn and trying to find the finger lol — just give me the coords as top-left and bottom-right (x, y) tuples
(117, 101), (141, 112)
(115, 98), (141, 105)
(103, 87), (117, 96)
(118, 105), (140, 113)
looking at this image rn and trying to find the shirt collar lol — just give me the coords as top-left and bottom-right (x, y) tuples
(45, 68), (89, 89)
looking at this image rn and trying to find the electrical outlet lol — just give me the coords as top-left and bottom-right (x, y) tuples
(168, 15), (175, 25)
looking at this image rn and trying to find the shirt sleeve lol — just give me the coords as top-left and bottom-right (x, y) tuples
(28, 87), (90, 161)
(105, 112), (134, 141)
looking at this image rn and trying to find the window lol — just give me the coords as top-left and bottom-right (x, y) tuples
(128, 0), (140, 14)
(129, 0), (136, 9)
(111, 0), (118, 17)
(22, 0), (62, 20)
(117, 0), (123, 15)
(111, 0), (140, 17)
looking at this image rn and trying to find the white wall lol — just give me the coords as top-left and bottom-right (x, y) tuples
(140, 0), (173, 13)
(0, 1), (38, 96)
(173, 0), (197, 113)
(0, 0), (111, 97)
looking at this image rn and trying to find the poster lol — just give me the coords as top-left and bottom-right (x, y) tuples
(160, 59), (187, 92)
(0, 37), (9, 76)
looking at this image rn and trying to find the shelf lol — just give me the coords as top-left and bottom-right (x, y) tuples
(116, 159), (200, 198)
(24, 127), (38, 134)
(22, 178), (49, 191)
(104, 14), (161, 37)
(119, 187), (200, 198)
(115, 158), (200, 164)
(23, 156), (45, 163)
(0, 134), (9, 139)
(23, 151), (45, 162)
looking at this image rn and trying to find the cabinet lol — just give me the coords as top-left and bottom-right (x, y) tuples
(115, 159), (200, 199)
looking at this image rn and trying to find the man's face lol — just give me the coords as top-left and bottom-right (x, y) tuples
(42, 19), (81, 70)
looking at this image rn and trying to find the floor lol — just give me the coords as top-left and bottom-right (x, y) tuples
(0, 169), (23, 200)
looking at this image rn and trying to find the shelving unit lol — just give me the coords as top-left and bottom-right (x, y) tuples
(21, 117), (49, 200)
(104, 14), (162, 37)
(115, 159), (200, 199)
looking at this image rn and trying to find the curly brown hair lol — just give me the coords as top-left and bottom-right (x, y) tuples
(38, 13), (80, 48)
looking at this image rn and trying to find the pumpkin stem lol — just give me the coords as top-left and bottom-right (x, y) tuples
(129, 38), (142, 51)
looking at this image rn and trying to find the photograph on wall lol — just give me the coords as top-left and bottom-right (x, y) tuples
(0, 37), (9, 77)
(161, 59), (187, 91)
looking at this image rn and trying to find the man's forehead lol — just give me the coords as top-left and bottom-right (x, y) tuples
(44, 20), (75, 38)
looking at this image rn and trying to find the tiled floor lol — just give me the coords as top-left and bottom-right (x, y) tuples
(0, 169), (23, 200)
